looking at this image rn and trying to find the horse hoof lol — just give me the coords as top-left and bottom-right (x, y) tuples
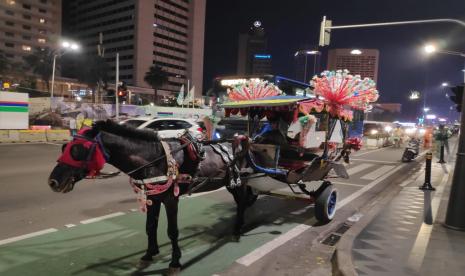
(136, 259), (152, 270)
(168, 266), (181, 275)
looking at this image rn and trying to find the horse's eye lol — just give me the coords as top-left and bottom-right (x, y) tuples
(61, 143), (68, 153)
(70, 144), (88, 161)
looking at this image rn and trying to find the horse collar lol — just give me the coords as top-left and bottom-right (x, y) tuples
(130, 140), (180, 197)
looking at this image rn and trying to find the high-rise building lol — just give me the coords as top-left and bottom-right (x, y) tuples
(237, 21), (272, 75)
(327, 49), (379, 82)
(64, 0), (206, 97)
(0, 0), (62, 64)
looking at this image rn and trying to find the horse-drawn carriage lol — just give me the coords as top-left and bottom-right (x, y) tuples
(220, 74), (375, 222)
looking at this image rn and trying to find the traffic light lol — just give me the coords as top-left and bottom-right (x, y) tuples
(319, 16), (332, 47)
(117, 81), (128, 101)
(449, 85), (464, 112)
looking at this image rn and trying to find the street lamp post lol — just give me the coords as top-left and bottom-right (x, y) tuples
(50, 41), (80, 108)
(294, 50), (321, 82)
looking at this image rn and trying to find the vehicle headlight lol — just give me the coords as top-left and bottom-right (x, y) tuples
(384, 126), (392, 132)
(370, 129), (378, 135)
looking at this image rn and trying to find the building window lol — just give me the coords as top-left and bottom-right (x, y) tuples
(5, 10), (14, 15)
(39, 18), (46, 23)
(39, 8), (46, 13)
(23, 25), (31, 30)
(23, 14), (31, 20)
(7, 0), (15, 5)
(22, 3), (31, 9)
(22, 45), (32, 51)
(5, 32), (14, 37)
(6, 21), (15, 26)
(5, 42), (14, 48)
(22, 35), (31, 40)
(38, 38), (46, 43)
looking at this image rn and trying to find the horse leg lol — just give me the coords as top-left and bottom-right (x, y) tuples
(230, 184), (247, 240)
(141, 197), (161, 262)
(163, 194), (182, 271)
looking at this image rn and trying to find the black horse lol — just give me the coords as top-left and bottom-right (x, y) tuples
(48, 120), (256, 273)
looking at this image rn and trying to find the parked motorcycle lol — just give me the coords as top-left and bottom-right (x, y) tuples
(402, 138), (420, 162)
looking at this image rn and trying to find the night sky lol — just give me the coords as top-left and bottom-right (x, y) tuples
(203, 0), (465, 121)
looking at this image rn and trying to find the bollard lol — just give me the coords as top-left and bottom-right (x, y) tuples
(438, 141), (446, 163)
(420, 152), (436, 191)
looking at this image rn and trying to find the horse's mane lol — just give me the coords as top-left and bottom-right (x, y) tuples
(91, 119), (160, 142)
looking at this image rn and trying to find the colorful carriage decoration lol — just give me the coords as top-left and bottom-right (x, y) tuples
(221, 70), (378, 222)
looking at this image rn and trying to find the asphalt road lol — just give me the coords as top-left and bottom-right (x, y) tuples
(0, 142), (423, 275)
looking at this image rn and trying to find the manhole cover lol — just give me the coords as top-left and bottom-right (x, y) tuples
(321, 234), (341, 246)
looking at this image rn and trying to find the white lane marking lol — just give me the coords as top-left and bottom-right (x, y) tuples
(338, 164), (405, 208)
(353, 147), (389, 157)
(235, 224), (311, 266)
(361, 165), (396, 180)
(0, 228), (58, 246)
(65, 224), (76, 228)
(80, 212), (125, 224)
(346, 163), (375, 175)
(182, 187), (226, 198)
(331, 181), (365, 187)
(350, 158), (399, 164)
(406, 168), (449, 272)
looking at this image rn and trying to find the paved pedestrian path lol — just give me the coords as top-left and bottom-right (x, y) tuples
(352, 138), (465, 276)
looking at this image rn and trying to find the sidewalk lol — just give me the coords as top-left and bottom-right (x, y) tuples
(339, 137), (465, 276)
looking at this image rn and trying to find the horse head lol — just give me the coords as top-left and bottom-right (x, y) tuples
(48, 119), (167, 193)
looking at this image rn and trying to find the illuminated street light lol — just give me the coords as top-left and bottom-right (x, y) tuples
(424, 44), (436, 54)
(51, 40), (81, 102)
(350, 49), (362, 55)
(442, 82), (449, 87)
(409, 90), (420, 100)
(423, 107), (430, 112)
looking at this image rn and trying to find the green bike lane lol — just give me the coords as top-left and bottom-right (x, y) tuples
(0, 190), (316, 276)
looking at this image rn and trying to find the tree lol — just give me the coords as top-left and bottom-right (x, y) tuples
(23, 47), (54, 92)
(144, 65), (169, 104)
(76, 55), (109, 103)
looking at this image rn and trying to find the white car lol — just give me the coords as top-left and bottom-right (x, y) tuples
(121, 117), (204, 139)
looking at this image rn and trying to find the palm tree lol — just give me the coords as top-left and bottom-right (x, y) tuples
(23, 47), (54, 92)
(76, 55), (109, 103)
(144, 65), (169, 104)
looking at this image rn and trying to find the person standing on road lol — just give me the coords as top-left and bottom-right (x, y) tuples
(69, 118), (77, 136)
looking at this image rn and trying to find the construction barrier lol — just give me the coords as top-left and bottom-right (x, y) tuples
(46, 129), (71, 142)
(18, 130), (47, 142)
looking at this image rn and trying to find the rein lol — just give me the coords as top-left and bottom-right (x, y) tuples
(126, 140), (192, 177)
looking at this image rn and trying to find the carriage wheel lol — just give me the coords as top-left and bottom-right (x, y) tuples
(315, 184), (337, 223)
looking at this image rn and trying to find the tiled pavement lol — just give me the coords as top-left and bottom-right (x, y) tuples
(352, 165), (443, 276)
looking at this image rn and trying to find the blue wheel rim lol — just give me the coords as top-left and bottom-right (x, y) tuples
(327, 190), (337, 216)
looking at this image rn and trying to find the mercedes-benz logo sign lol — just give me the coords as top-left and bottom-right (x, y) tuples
(253, 21), (262, 28)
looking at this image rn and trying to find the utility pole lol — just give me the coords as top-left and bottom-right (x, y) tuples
(115, 53), (119, 121)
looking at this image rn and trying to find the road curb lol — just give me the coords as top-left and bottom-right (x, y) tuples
(332, 157), (426, 276)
